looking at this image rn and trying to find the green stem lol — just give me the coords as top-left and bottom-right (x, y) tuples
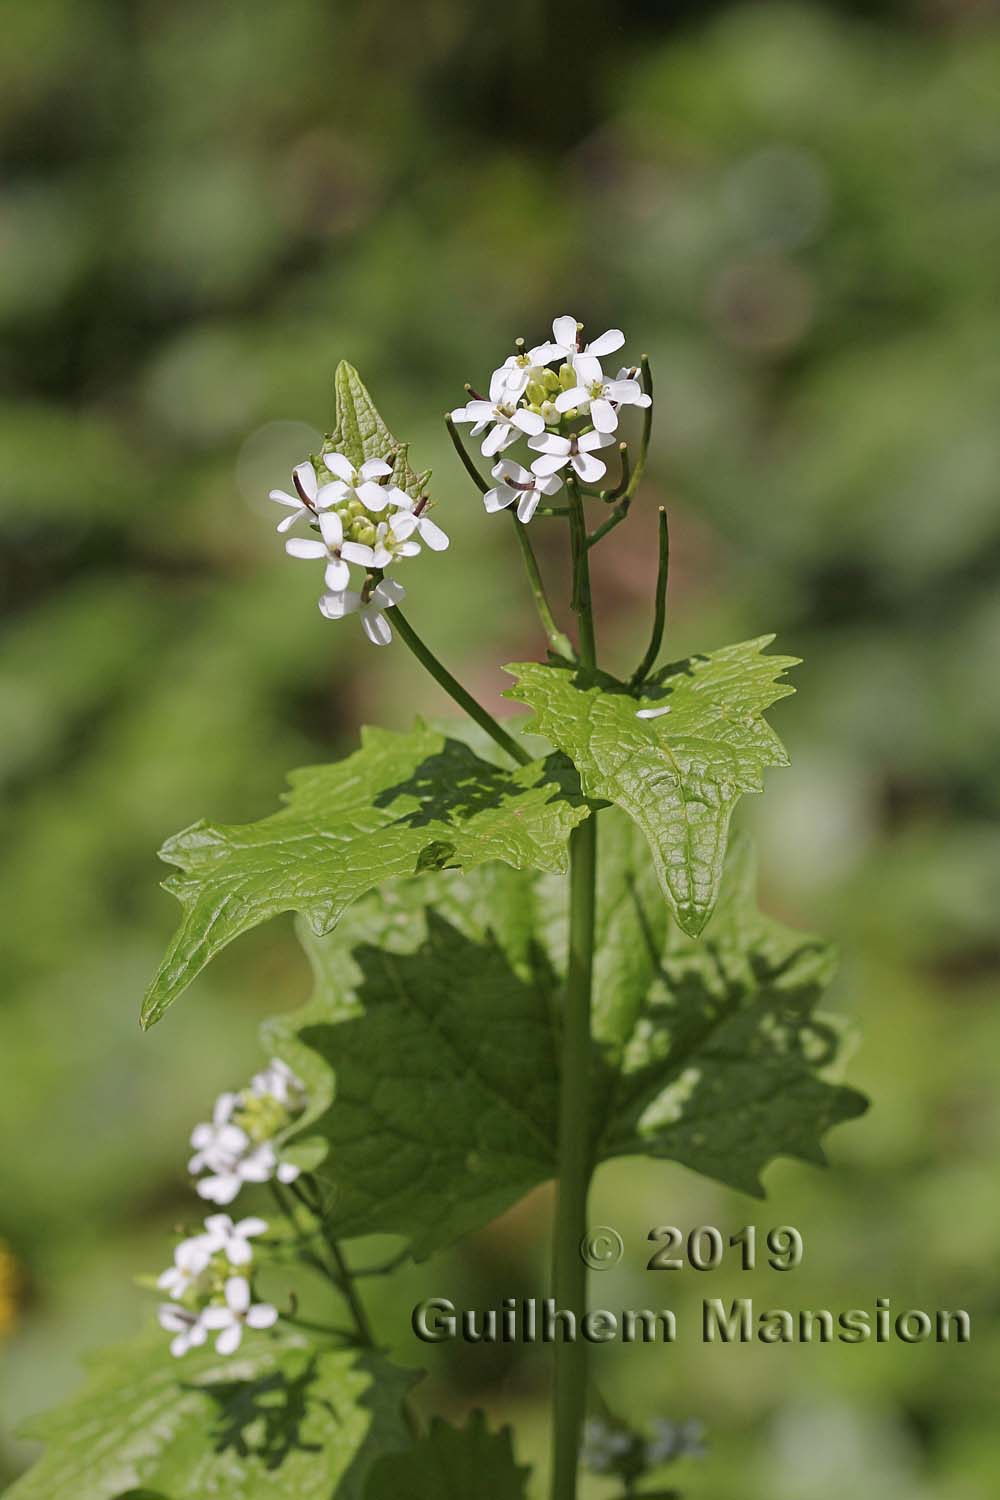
(551, 814), (597, 1500)
(567, 478), (596, 667)
(511, 517), (575, 660)
(444, 414), (490, 495)
(327, 1239), (378, 1350)
(600, 443), (631, 504)
(392, 607), (531, 766)
(589, 358), (654, 549)
(282, 1312), (356, 1340)
(550, 486), (599, 1500)
(445, 415), (574, 660)
(629, 506), (669, 688)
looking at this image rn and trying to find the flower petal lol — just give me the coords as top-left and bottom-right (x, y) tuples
(356, 480), (390, 512)
(285, 538), (327, 560)
(586, 328), (625, 357)
(516, 490), (541, 524)
(293, 462), (318, 502)
(511, 408), (545, 436)
(579, 428), (614, 451)
(530, 453), (568, 478)
(359, 458), (392, 480)
(528, 432), (570, 454)
(590, 398), (619, 433)
(480, 423), (511, 457)
(552, 315), (579, 350)
(318, 511), (343, 546)
(225, 1276), (250, 1312)
(571, 352), (603, 385)
(374, 577), (406, 608)
(607, 379), (642, 402)
(324, 558), (350, 592)
(636, 705), (672, 720)
(339, 542), (374, 568)
(555, 387), (588, 412)
(483, 484), (515, 513)
(319, 589), (362, 619)
(528, 340), (564, 365)
(216, 1323), (243, 1356)
(246, 1303), (279, 1330)
(316, 481), (349, 509)
(361, 609), (393, 647)
(572, 452), (607, 483)
(323, 452), (355, 484)
(418, 517), (449, 550)
(201, 1306), (234, 1329)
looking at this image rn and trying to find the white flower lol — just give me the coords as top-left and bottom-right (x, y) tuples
(159, 1303), (207, 1359)
(636, 705), (671, 720)
(318, 576), (405, 647)
(156, 1234), (214, 1299)
(249, 1059), (304, 1109)
(548, 315), (626, 367)
(339, 515), (422, 572)
(390, 503), (450, 552)
(321, 452), (408, 513)
(484, 460), (562, 524)
(528, 428), (614, 484)
(451, 368), (545, 457)
(189, 1093), (249, 1177)
(201, 1276), (278, 1356)
(554, 363), (651, 434)
(284, 510), (374, 592)
(202, 1214), (268, 1267)
(268, 461), (340, 533)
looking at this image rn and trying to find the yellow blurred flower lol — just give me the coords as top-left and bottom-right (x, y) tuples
(0, 1240), (21, 1338)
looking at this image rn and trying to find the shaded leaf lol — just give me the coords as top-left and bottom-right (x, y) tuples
(365, 1412), (530, 1499)
(142, 726), (587, 1028)
(277, 814), (866, 1254)
(9, 1330), (416, 1500)
(504, 637), (798, 936)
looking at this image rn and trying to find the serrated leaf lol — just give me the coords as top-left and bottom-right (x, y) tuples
(273, 865), (559, 1259)
(504, 636), (798, 936)
(595, 831), (868, 1195)
(364, 1412), (531, 1499)
(142, 726), (587, 1028)
(8, 1329), (416, 1500)
(277, 813), (866, 1254)
(318, 360), (430, 504)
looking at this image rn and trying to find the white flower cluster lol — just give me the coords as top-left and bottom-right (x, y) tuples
(157, 1213), (277, 1358)
(270, 452), (448, 646)
(153, 1057), (308, 1358)
(452, 314), (651, 523)
(189, 1058), (307, 1206)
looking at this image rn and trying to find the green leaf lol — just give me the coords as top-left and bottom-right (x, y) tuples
(595, 830), (868, 1195)
(318, 360), (430, 504)
(142, 726), (587, 1028)
(8, 1329), (416, 1500)
(277, 813), (866, 1254)
(504, 636), (798, 936)
(271, 864), (559, 1259)
(364, 1412), (530, 1499)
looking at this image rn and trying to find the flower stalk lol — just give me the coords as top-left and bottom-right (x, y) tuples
(629, 506), (670, 688)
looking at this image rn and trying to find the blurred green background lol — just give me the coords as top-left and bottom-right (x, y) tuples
(2, 0), (999, 1495)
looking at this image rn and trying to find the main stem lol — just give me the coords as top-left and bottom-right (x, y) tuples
(551, 479), (598, 1500)
(392, 606), (531, 767)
